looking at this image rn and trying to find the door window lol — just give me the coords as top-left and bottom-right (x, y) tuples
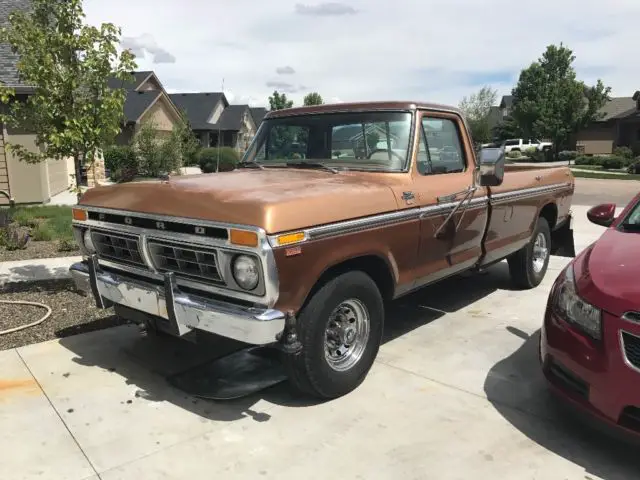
(417, 116), (466, 175)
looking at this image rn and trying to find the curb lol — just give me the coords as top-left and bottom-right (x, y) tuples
(0, 256), (82, 287)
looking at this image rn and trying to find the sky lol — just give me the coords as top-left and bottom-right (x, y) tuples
(83, 0), (640, 109)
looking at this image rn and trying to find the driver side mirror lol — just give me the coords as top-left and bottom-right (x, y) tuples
(587, 203), (616, 227)
(477, 147), (506, 187)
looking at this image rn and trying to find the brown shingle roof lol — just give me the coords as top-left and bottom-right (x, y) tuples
(598, 97), (636, 121)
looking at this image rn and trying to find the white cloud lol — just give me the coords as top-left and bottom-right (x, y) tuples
(83, 0), (640, 109)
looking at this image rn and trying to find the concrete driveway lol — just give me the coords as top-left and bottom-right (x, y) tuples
(2, 205), (639, 480)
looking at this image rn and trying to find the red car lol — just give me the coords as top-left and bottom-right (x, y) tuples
(541, 192), (640, 437)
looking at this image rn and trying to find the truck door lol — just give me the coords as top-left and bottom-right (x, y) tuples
(410, 110), (489, 287)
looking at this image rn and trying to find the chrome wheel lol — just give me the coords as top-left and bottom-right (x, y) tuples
(324, 299), (370, 372)
(532, 232), (548, 273)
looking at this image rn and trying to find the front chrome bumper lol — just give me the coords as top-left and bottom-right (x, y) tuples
(70, 258), (285, 345)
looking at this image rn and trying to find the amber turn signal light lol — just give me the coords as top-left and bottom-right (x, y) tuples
(230, 229), (259, 247)
(275, 231), (306, 246)
(72, 208), (87, 221)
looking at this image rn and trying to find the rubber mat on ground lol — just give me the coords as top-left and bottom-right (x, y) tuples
(166, 346), (287, 400)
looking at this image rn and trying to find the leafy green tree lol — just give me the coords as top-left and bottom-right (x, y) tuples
(0, 0), (136, 199)
(511, 44), (610, 155)
(174, 110), (201, 167)
(268, 91), (294, 111)
(459, 86), (498, 144)
(492, 116), (522, 142)
(303, 92), (324, 106)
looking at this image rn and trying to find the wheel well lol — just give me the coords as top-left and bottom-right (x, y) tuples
(539, 202), (558, 229)
(302, 255), (395, 309)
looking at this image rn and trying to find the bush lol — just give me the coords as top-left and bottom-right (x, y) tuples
(574, 155), (590, 165)
(198, 147), (240, 173)
(523, 147), (537, 158)
(628, 159), (640, 174)
(103, 145), (138, 182)
(600, 156), (624, 170)
(558, 150), (578, 161)
(613, 146), (633, 159)
(506, 150), (522, 159)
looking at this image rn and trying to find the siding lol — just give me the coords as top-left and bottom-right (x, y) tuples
(575, 123), (616, 155)
(0, 124), (9, 205)
(142, 97), (178, 131)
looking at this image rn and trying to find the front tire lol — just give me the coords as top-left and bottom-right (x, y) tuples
(283, 271), (384, 399)
(508, 217), (551, 289)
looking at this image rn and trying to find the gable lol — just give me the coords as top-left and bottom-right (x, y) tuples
(136, 73), (162, 92)
(139, 94), (182, 130)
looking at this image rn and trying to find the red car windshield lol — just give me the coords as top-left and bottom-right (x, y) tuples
(620, 198), (640, 231)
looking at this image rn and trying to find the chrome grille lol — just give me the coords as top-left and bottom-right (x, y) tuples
(91, 230), (144, 266)
(147, 239), (224, 283)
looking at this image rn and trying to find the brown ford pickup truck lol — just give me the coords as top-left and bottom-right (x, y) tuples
(69, 101), (575, 399)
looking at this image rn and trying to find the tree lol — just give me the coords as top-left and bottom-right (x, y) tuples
(0, 0), (136, 199)
(303, 92), (324, 106)
(492, 116), (522, 142)
(268, 90), (294, 111)
(458, 86), (498, 144)
(511, 44), (610, 155)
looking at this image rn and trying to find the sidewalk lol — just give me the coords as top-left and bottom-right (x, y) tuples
(0, 256), (81, 287)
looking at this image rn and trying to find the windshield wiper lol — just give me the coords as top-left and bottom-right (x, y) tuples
(236, 161), (265, 170)
(285, 161), (339, 174)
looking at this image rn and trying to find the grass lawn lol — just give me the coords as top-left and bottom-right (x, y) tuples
(571, 170), (640, 181)
(0, 205), (78, 261)
(8, 205), (74, 241)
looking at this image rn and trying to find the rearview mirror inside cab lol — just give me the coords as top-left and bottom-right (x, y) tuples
(478, 147), (506, 187)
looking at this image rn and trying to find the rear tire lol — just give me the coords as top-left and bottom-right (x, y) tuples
(283, 271), (384, 399)
(508, 217), (551, 289)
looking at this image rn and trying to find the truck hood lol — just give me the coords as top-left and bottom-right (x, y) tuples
(79, 169), (400, 233)
(575, 228), (640, 317)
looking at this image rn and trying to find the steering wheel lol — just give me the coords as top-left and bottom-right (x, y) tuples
(366, 148), (405, 161)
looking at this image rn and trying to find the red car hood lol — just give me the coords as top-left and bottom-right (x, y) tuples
(575, 228), (640, 317)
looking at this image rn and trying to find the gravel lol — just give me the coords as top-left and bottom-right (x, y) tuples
(0, 279), (127, 351)
(0, 240), (79, 262)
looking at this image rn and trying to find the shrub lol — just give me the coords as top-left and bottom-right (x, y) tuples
(558, 150), (578, 161)
(523, 147), (537, 158)
(2, 223), (30, 250)
(31, 222), (54, 241)
(103, 145), (138, 182)
(613, 146), (633, 159)
(57, 238), (79, 252)
(198, 147), (240, 173)
(574, 155), (589, 165)
(506, 150), (522, 159)
(628, 159), (640, 174)
(600, 156), (624, 170)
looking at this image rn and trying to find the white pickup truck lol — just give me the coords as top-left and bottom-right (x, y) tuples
(502, 138), (552, 153)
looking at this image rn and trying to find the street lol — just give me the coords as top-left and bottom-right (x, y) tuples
(572, 177), (638, 206)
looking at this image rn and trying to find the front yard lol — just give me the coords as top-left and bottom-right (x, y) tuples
(0, 205), (79, 261)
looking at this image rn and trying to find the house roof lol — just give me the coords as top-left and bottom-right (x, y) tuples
(123, 91), (162, 123)
(107, 71), (154, 92)
(250, 107), (267, 126)
(597, 96), (637, 121)
(0, 0), (32, 88)
(215, 104), (252, 131)
(499, 95), (513, 109)
(168, 92), (227, 130)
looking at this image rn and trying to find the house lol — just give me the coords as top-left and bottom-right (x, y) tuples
(110, 71), (184, 146)
(574, 93), (640, 155)
(169, 92), (261, 152)
(0, 0), (77, 205)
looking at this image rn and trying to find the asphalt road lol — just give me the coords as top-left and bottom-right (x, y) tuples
(573, 177), (639, 207)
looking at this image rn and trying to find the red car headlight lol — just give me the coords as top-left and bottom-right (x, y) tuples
(553, 263), (603, 340)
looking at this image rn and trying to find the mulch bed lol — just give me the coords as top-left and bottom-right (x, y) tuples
(0, 279), (128, 351)
(0, 240), (79, 262)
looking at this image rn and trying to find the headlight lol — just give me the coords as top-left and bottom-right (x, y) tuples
(232, 254), (259, 290)
(83, 230), (96, 253)
(554, 263), (602, 339)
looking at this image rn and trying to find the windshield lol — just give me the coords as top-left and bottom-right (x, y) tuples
(242, 111), (414, 171)
(620, 198), (640, 229)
